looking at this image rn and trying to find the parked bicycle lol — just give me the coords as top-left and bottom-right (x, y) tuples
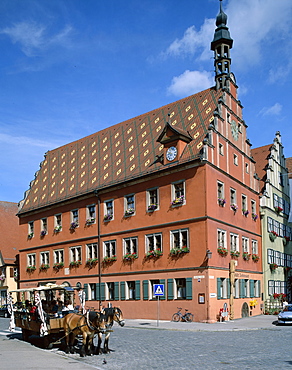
(171, 307), (194, 322)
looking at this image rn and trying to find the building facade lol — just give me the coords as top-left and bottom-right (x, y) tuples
(17, 2), (263, 322)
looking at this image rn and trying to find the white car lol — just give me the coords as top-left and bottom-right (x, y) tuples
(278, 304), (292, 324)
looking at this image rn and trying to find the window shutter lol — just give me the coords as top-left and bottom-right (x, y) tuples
(239, 279), (244, 298)
(186, 277), (192, 300)
(258, 281), (261, 298)
(135, 280), (140, 300)
(143, 280), (149, 300)
(167, 279), (174, 300)
(159, 279), (165, 300)
(101, 282), (106, 301)
(250, 280), (255, 298)
(114, 282), (119, 301)
(217, 278), (221, 300)
(120, 281), (125, 300)
(10, 268), (14, 278)
(227, 278), (230, 299)
(83, 284), (88, 301)
(96, 283), (100, 301)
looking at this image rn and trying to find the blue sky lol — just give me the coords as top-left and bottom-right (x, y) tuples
(0, 0), (291, 203)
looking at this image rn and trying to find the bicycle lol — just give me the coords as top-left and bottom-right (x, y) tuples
(171, 307), (194, 322)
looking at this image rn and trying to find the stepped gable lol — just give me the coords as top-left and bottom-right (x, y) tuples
(0, 201), (19, 263)
(251, 144), (272, 195)
(18, 87), (221, 214)
(286, 157), (292, 179)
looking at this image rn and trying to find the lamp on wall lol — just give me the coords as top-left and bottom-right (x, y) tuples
(206, 249), (213, 259)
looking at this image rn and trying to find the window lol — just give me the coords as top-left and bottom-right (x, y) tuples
(40, 251), (49, 265)
(150, 279), (160, 300)
(242, 237), (249, 253)
(218, 278), (227, 299)
(104, 200), (114, 220)
(243, 279), (249, 298)
(171, 181), (185, 205)
(217, 229), (226, 248)
(147, 188), (159, 211)
(219, 143), (224, 156)
(242, 195), (247, 214)
(71, 209), (79, 227)
(230, 188), (236, 205)
(86, 243), (98, 260)
(254, 280), (260, 297)
(86, 204), (96, 223)
(245, 163), (249, 173)
(104, 240), (116, 258)
(279, 172), (284, 187)
(267, 248), (274, 264)
(106, 282), (115, 300)
(146, 233), (162, 253)
(233, 154), (238, 166)
(251, 200), (256, 215)
(125, 194), (135, 216)
(234, 279), (239, 299)
(54, 214), (62, 232)
(54, 249), (64, 264)
(89, 283), (96, 300)
(123, 237), (138, 255)
(252, 240), (258, 255)
(175, 278), (186, 299)
(28, 221), (34, 237)
(170, 229), (189, 250)
(27, 253), (36, 267)
(41, 218), (47, 235)
(70, 246), (81, 263)
(126, 281), (136, 300)
(230, 233), (239, 252)
(217, 181), (224, 203)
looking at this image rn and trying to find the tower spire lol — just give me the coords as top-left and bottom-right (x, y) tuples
(211, 0), (233, 90)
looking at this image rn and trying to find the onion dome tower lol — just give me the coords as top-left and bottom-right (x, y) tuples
(211, 0), (233, 90)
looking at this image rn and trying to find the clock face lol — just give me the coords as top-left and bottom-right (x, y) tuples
(231, 120), (239, 141)
(166, 146), (177, 161)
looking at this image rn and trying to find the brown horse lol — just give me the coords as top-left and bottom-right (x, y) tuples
(96, 306), (125, 354)
(63, 311), (106, 357)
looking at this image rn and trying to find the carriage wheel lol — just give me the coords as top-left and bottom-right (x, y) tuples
(42, 334), (53, 349)
(171, 313), (181, 322)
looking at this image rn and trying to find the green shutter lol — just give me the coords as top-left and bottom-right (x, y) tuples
(186, 278), (192, 300)
(227, 278), (230, 299)
(101, 282), (105, 301)
(83, 283), (88, 301)
(114, 282), (119, 301)
(258, 281), (261, 298)
(135, 280), (140, 300)
(167, 279), (174, 300)
(159, 279), (166, 300)
(239, 279), (244, 298)
(120, 281), (125, 300)
(217, 278), (221, 300)
(143, 280), (149, 300)
(250, 280), (255, 298)
(96, 283), (100, 301)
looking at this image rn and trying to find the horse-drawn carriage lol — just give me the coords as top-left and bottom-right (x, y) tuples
(10, 283), (124, 356)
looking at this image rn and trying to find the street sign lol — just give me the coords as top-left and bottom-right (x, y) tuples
(153, 284), (164, 296)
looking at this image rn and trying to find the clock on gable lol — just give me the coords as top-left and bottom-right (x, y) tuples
(231, 120), (239, 141)
(166, 146), (177, 161)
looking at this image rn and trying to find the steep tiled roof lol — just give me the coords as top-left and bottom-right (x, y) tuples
(286, 157), (292, 179)
(19, 87), (221, 214)
(0, 201), (19, 264)
(251, 144), (272, 195)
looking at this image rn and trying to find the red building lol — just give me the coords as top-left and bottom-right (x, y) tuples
(17, 2), (262, 322)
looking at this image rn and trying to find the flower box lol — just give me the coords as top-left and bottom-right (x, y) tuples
(230, 204), (238, 212)
(28, 233), (34, 239)
(242, 209), (249, 217)
(124, 208), (135, 217)
(103, 256), (117, 263)
(103, 214), (113, 221)
(170, 247), (189, 256)
(252, 254), (259, 262)
(270, 263), (278, 272)
(242, 252), (251, 261)
(147, 204), (158, 212)
(273, 293), (287, 301)
(218, 198), (226, 207)
(39, 264), (50, 271)
(86, 258), (98, 267)
(269, 231), (278, 241)
(217, 247), (228, 257)
(284, 266), (291, 272)
(252, 213), (258, 221)
(123, 253), (138, 261)
(54, 226), (62, 233)
(26, 266), (36, 272)
(275, 206), (283, 213)
(145, 249), (163, 259)
(69, 260), (82, 268)
(53, 262), (64, 270)
(230, 250), (240, 258)
(70, 221), (79, 230)
(86, 218), (96, 225)
(283, 236), (290, 246)
(40, 230), (47, 237)
(171, 196), (184, 206)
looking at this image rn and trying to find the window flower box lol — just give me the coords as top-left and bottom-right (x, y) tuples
(275, 206), (283, 213)
(252, 213), (258, 221)
(145, 249), (163, 259)
(123, 253), (138, 261)
(54, 225), (62, 233)
(284, 266), (291, 273)
(218, 198), (226, 207)
(283, 236), (290, 246)
(270, 263), (278, 272)
(273, 293), (287, 301)
(170, 247), (189, 256)
(86, 258), (98, 267)
(39, 264), (50, 271)
(40, 230), (47, 237)
(230, 250), (240, 258)
(217, 247), (228, 257)
(147, 204), (158, 212)
(69, 260), (81, 268)
(230, 204), (238, 212)
(26, 266), (36, 272)
(86, 218), (96, 225)
(242, 209), (249, 217)
(70, 221), (79, 230)
(252, 254), (259, 262)
(53, 262), (64, 270)
(103, 256), (117, 264)
(171, 196), (184, 206)
(28, 233), (34, 239)
(269, 231), (278, 242)
(124, 208), (135, 217)
(242, 252), (251, 261)
(103, 214), (113, 222)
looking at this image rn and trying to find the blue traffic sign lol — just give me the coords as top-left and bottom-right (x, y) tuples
(153, 284), (164, 296)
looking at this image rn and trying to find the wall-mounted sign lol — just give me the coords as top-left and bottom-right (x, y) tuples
(210, 293), (217, 298)
(198, 293), (205, 304)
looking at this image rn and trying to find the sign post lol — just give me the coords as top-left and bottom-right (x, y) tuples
(153, 284), (164, 327)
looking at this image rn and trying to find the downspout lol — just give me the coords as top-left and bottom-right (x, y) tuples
(94, 190), (102, 308)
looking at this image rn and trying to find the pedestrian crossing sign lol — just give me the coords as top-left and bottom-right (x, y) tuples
(153, 284), (164, 296)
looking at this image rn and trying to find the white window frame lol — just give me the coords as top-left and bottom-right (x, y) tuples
(245, 163), (249, 173)
(242, 237), (249, 253)
(28, 221), (34, 236)
(145, 233), (162, 253)
(54, 214), (62, 231)
(233, 154), (238, 166)
(243, 279), (249, 298)
(219, 278), (227, 299)
(217, 181), (224, 202)
(241, 194), (247, 213)
(217, 229), (226, 248)
(234, 279), (239, 299)
(170, 229), (189, 250)
(104, 199), (114, 220)
(251, 200), (256, 214)
(106, 282), (115, 301)
(126, 281), (136, 300)
(146, 188), (159, 211)
(230, 233), (239, 252)
(104, 240), (116, 258)
(40, 251), (49, 265)
(123, 237), (138, 255)
(86, 204), (96, 223)
(219, 143), (224, 156)
(124, 194), (135, 215)
(71, 209), (79, 227)
(27, 253), (36, 267)
(89, 283), (96, 301)
(230, 188), (236, 205)
(171, 180), (185, 205)
(252, 239), (258, 255)
(174, 278), (186, 300)
(54, 249), (64, 264)
(41, 218), (47, 235)
(70, 246), (82, 263)
(86, 243), (98, 260)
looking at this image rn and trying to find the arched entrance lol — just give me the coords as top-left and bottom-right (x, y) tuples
(241, 302), (249, 318)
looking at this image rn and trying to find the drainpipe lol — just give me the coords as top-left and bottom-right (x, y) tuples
(94, 191), (102, 308)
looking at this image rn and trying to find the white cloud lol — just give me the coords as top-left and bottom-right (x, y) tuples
(259, 103), (282, 116)
(0, 132), (55, 148)
(167, 70), (213, 97)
